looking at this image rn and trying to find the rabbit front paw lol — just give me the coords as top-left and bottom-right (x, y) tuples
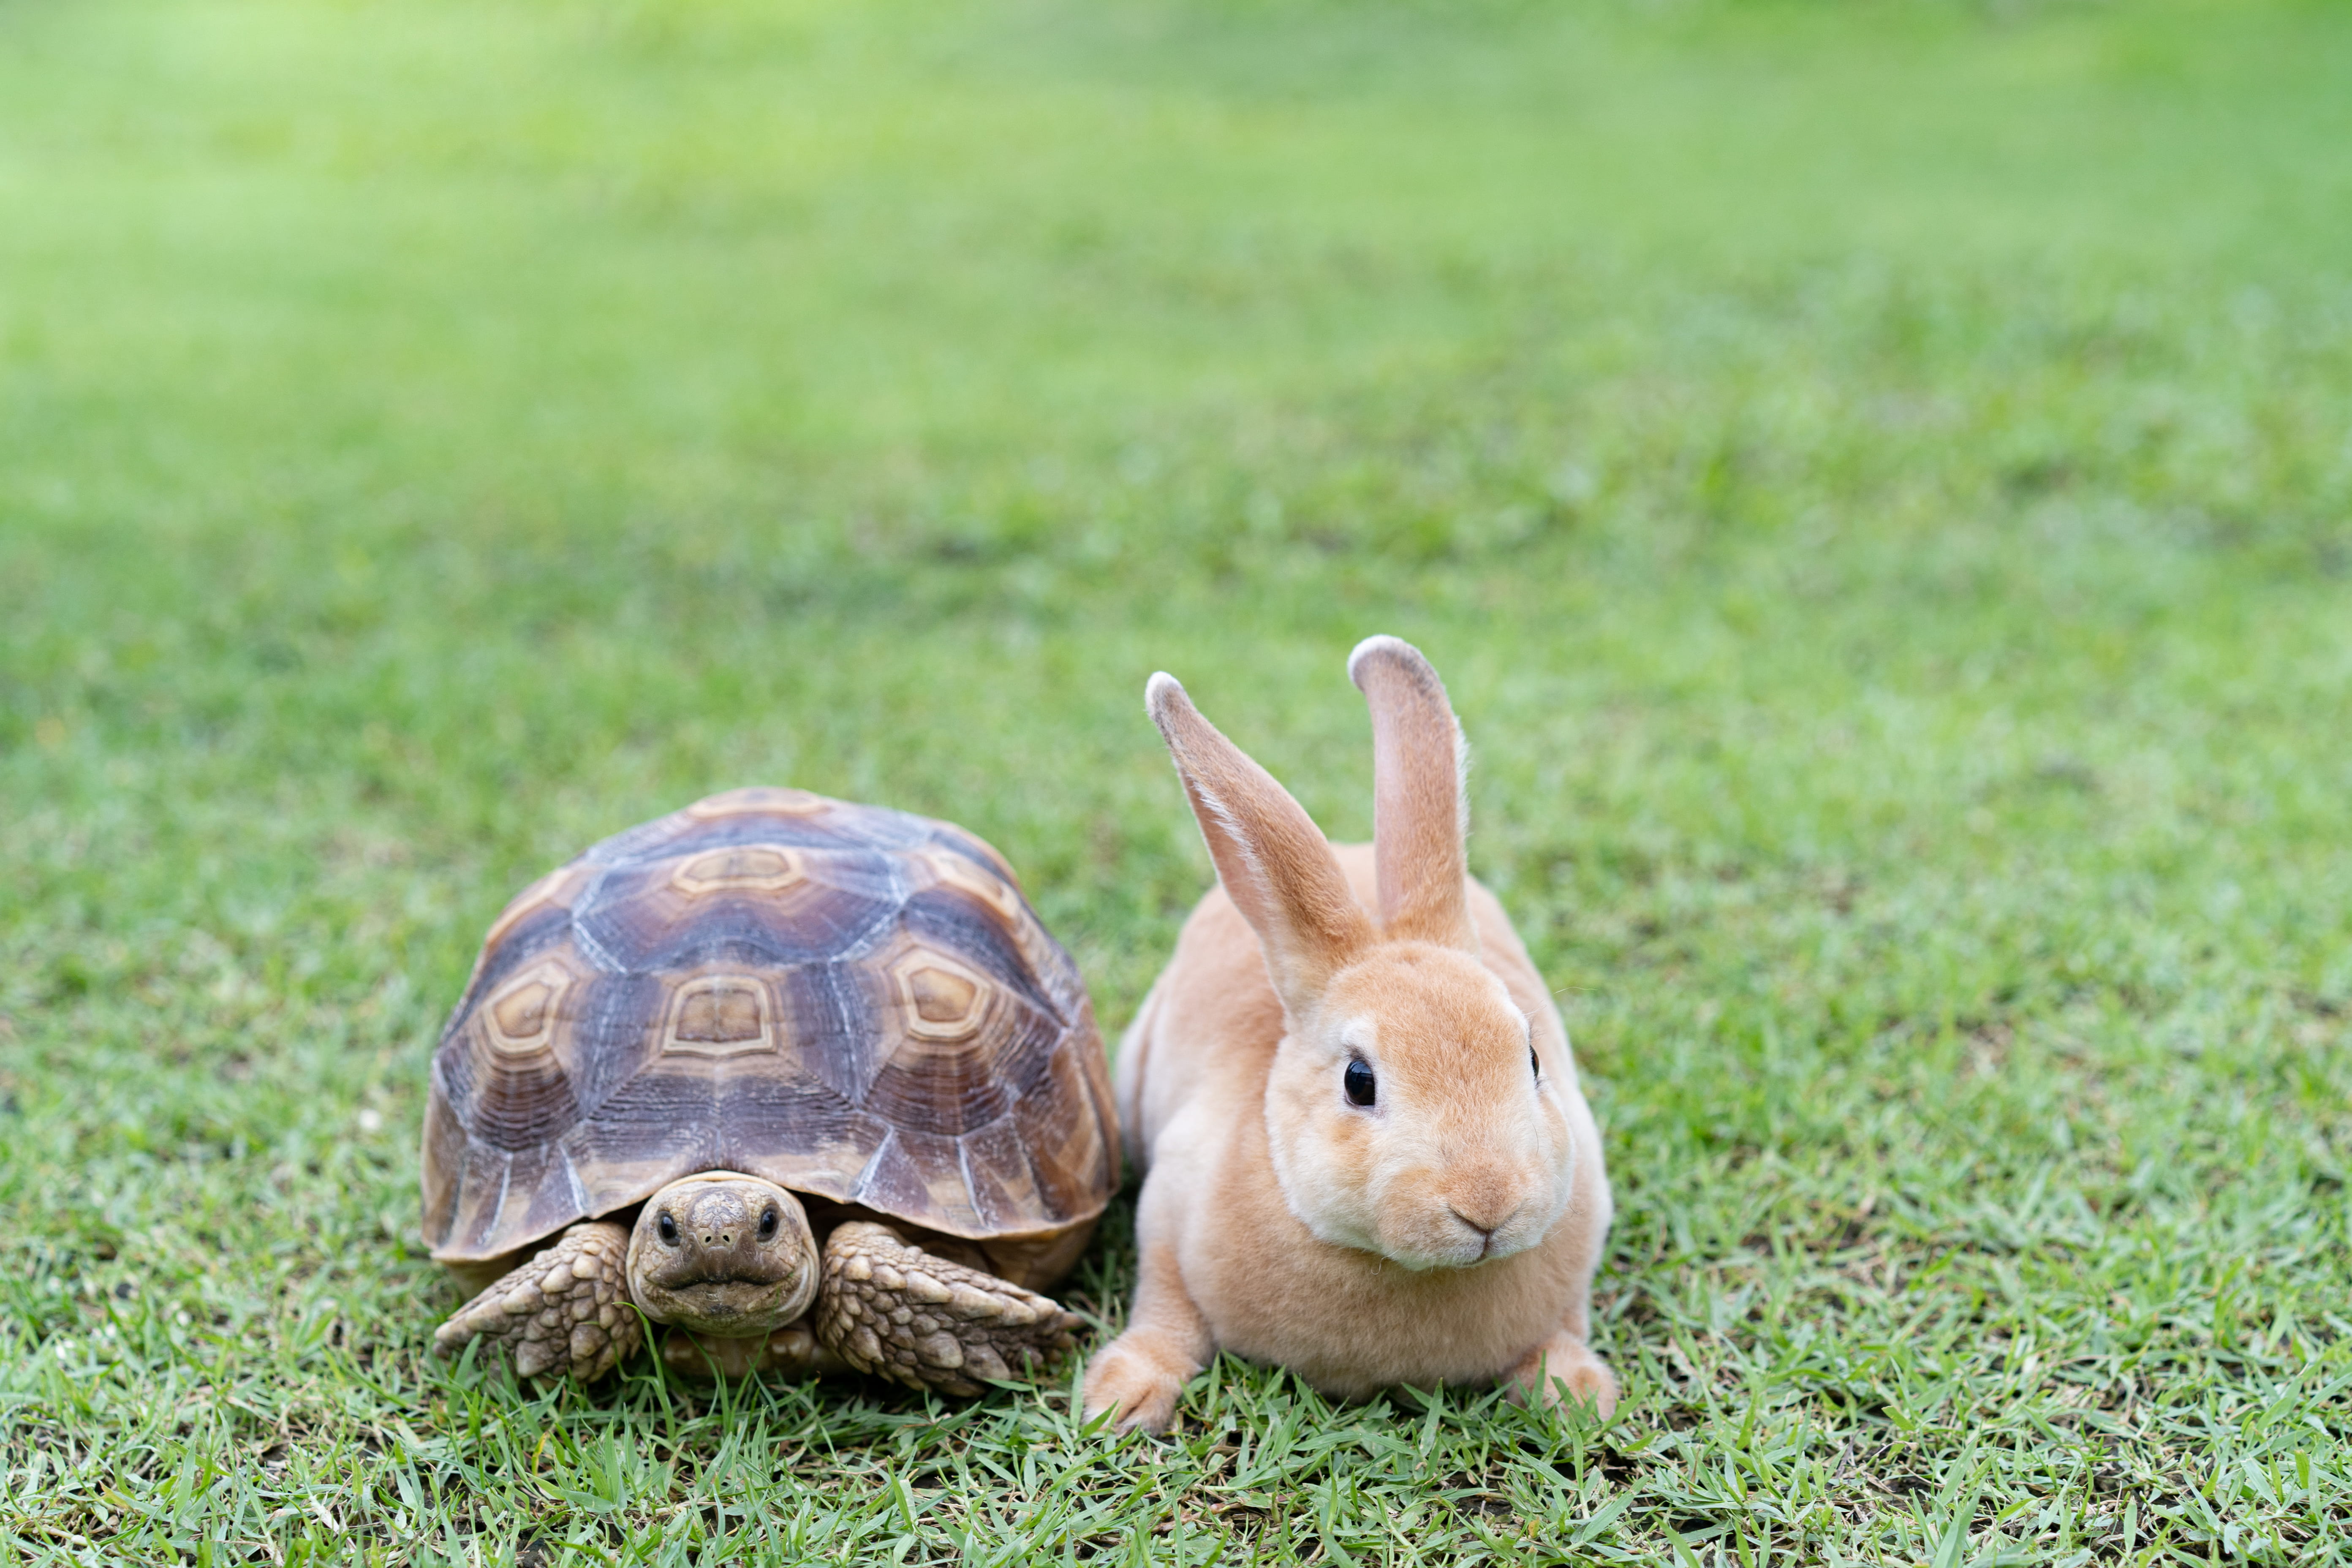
(1081, 1335), (1194, 1435)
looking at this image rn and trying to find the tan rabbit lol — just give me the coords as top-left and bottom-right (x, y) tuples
(1082, 636), (1616, 1435)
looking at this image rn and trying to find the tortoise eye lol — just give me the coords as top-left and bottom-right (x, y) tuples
(657, 1212), (680, 1246)
(758, 1207), (779, 1241)
(1343, 1058), (1376, 1108)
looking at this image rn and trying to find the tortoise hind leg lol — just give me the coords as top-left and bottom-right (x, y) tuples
(815, 1222), (1083, 1397)
(435, 1221), (644, 1380)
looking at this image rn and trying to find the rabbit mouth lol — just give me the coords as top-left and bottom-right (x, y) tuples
(1449, 1208), (1509, 1262)
(1441, 1230), (1526, 1268)
(1373, 1211), (1542, 1271)
(1392, 1184), (1563, 1268)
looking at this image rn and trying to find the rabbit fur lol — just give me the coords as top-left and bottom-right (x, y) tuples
(1082, 636), (1616, 1435)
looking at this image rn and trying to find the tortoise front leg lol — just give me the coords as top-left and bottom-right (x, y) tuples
(434, 1221), (644, 1380)
(814, 1222), (1083, 1396)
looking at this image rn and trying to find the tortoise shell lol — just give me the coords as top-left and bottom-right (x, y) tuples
(421, 787), (1116, 1269)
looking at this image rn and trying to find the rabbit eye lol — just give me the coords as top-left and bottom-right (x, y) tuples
(1343, 1058), (1376, 1107)
(1530, 1045), (1541, 1078)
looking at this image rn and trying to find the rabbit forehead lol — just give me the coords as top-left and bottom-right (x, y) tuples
(1322, 946), (1526, 1066)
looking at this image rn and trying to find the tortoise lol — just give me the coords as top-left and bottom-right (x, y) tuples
(421, 786), (1117, 1393)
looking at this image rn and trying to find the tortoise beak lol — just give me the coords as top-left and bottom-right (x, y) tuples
(627, 1173), (817, 1335)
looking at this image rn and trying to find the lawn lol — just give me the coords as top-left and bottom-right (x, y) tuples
(4, 0), (2352, 1560)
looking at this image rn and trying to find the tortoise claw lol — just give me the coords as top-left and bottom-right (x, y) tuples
(435, 1221), (643, 1381)
(813, 1221), (1082, 1397)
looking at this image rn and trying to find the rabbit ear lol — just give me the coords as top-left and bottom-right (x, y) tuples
(1147, 672), (1374, 1014)
(1347, 636), (1475, 948)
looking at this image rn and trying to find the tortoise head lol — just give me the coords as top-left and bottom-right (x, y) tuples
(626, 1172), (818, 1336)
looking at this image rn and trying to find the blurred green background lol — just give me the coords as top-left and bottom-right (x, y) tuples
(4, 0), (2351, 1561)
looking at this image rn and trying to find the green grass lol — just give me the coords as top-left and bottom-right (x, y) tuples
(4, 0), (2352, 1560)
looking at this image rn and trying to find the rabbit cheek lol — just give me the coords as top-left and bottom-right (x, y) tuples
(1262, 1048), (1389, 1255)
(1484, 1102), (1579, 1256)
(1490, 1151), (1576, 1259)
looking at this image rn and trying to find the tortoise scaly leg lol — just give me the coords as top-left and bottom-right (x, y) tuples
(814, 1221), (1083, 1396)
(435, 1221), (644, 1380)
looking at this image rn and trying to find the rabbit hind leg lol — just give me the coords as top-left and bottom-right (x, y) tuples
(1504, 1330), (1617, 1419)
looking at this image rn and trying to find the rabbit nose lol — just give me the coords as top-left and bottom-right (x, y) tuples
(1446, 1199), (1518, 1239)
(1444, 1165), (1522, 1239)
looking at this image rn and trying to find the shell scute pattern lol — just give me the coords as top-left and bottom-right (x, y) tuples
(862, 973), (1059, 1137)
(773, 962), (887, 1105)
(424, 790), (1115, 1264)
(851, 1126), (973, 1226)
(955, 1113), (1050, 1234)
(897, 886), (1065, 1024)
(1012, 1044), (1112, 1220)
(575, 845), (905, 975)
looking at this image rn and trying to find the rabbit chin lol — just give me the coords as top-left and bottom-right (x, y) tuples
(1262, 1047), (1577, 1273)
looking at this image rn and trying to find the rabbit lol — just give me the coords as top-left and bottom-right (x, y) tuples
(1082, 635), (1617, 1435)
